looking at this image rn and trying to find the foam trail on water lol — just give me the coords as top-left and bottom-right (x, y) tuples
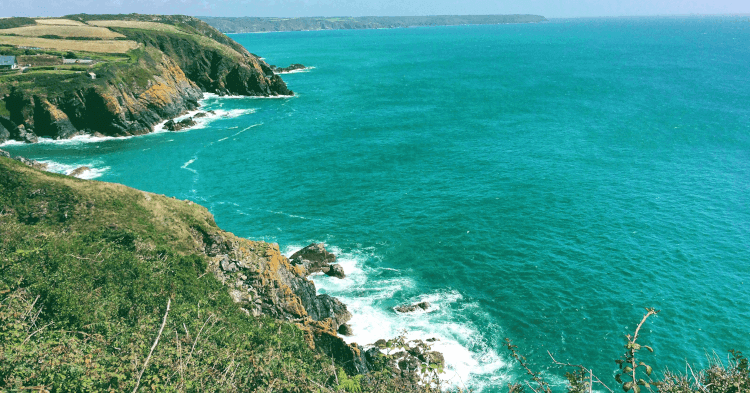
(281, 244), (508, 392)
(181, 158), (198, 174)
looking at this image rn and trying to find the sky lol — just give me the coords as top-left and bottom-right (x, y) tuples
(1, 0), (749, 19)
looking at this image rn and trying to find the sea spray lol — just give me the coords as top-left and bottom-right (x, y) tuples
(283, 244), (508, 391)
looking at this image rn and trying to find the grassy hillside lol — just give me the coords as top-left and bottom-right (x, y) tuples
(0, 156), (445, 392)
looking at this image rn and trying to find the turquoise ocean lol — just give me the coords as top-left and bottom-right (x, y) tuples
(4, 17), (750, 391)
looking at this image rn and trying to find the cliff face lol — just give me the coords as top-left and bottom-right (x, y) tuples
(0, 15), (291, 143)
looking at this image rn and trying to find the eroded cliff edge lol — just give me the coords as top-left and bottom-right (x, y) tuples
(0, 14), (291, 143)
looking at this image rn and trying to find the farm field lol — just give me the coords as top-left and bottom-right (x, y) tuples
(34, 18), (87, 26)
(1, 25), (125, 38)
(87, 20), (183, 34)
(0, 35), (139, 53)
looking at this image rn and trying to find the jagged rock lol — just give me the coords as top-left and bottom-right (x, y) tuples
(68, 166), (90, 177)
(290, 243), (337, 274)
(0, 149), (47, 170)
(164, 117), (196, 131)
(337, 323), (353, 336)
(271, 63), (307, 73)
(313, 330), (370, 376)
(395, 301), (431, 313)
(326, 263), (346, 279)
(12, 125), (38, 143)
(193, 110), (215, 119)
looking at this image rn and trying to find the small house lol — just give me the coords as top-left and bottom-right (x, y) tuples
(0, 56), (18, 70)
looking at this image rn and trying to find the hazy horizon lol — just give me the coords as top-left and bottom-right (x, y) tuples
(2, 0), (750, 20)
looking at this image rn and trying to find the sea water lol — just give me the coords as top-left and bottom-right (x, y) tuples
(4, 17), (750, 392)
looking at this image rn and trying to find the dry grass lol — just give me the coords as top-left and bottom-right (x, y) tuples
(34, 18), (87, 26)
(87, 20), (183, 34)
(1, 25), (125, 39)
(0, 36), (139, 53)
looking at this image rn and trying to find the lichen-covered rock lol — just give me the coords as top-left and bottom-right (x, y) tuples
(290, 243), (337, 275)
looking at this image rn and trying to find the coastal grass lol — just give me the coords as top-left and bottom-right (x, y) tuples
(0, 25), (125, 39)
(0, 35), (139, 53)
(0, 158), (442, 393)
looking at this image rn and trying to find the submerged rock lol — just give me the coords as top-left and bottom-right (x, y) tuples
(394, 301), (431, 313)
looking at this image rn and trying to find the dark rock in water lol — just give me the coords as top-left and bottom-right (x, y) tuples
(271, 63), (307, 73)
(194, 110), (216, 119)
(290, 243), (337, 274)
(12, 125), (38, 143)
(395, 301), (431, 313)
(326, 263), (346, 279)
(68, 166), (90, 177)
(338, 323), (353, 336)
(164, 117), (196, 131)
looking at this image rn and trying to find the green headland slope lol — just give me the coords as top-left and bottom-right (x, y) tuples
(0, 14), (290, 143)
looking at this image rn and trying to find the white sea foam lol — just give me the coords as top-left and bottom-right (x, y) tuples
(181, 157), (198, 174)
(274, 66), (316, 75)
(39, 160), (109, 179)
(281, 244), (508, 392)
(202, 92), (294, 100)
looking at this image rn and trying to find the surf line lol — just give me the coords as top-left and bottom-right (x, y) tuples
(216, 123), (262, 143)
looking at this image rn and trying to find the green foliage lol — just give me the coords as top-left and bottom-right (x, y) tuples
(0, 17), (37, 30)
(0, 99), (9, 117)
(337, 367), (364, 393)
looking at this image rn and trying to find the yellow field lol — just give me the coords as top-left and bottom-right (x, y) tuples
(34, 19), (87, 26)
(87, 20), (183, 34)
(0, 25), (125, 39)
(0, 36), (139, 53)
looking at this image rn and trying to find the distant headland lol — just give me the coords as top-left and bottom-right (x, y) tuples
(198, 14), (548, 33)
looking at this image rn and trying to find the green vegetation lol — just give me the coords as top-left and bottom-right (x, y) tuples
(0, 158), (447, 392)
(0, 17), (36, 30)
(505, 309), (750, 393)
(0, 100), (9, 117)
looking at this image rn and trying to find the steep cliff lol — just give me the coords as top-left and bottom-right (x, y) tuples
(0, 15), (291, 143)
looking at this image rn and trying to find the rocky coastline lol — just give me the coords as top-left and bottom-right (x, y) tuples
(1, 150), (446, 382)
(0, 15), (292, 145)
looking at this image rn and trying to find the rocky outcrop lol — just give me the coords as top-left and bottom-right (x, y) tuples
(395, 301), (431, 313)
(68, 166), (90, 177)
(189, 231), (369, 374)
(0, 149), (48, 170)
(290, 243), (346, 279)
(164, 117), (196, 131)
(271, 64), (307, 73)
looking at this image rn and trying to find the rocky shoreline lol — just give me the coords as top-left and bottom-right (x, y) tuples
(1, 150), (447, 382)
